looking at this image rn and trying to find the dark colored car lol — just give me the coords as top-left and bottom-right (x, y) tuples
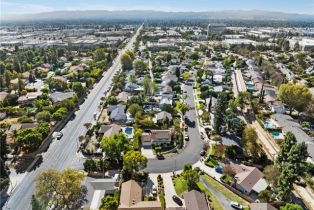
(200, 150), (206, 156)
(157, 153), (164, 160)
(172, 195), (183, 206)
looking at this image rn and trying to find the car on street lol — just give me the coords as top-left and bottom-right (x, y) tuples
(230, 201), (243, 209)
(156, 153), (164, 160)
(53, 132), (63, 140)
(172, 195), (183, 206)
(200, 150), (206, 156)
(184, 134), (189, 141)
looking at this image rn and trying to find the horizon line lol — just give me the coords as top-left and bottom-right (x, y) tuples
(2, 9), (314, 16)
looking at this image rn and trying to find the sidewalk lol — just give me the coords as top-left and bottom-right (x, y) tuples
(193, 160), (222, 180)
(161, 173), (185, 208)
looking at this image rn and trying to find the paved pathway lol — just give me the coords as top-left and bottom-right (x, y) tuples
(162, 173), (185, 208)
(200, 177), (233, 210)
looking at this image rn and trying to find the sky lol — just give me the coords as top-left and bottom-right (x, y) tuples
(1, 0), (314, 15)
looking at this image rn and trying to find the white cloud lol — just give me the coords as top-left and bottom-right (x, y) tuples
(1, 1), (54, 14)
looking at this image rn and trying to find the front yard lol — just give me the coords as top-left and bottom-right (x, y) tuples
(173, 175), (188, 197)
(173, 174), (223, 210)
(201, 175), (249, 207)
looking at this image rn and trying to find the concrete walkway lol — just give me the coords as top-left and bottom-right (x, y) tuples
(162, 173), (185, 208)
(200, 177), (233, 210)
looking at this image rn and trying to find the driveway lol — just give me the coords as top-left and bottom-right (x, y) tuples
(200, 177), (233, 210)
(162, 173), (185, 208)
(145, 84), (204, 173)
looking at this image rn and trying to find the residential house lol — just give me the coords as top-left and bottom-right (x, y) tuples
(125, 82), (143, 93)
(141, 130), (172, 147)
(159, 97), (173, 108)
(263, 89), (285, 114)
(117, 91), (130, 103)
(183, 190), (209, 210)
(118, 180), (161, 210)
(233, 165), (268, 195)
(52, 75), (67, 83)
(98, 124), (122, 137)
(161, 85), (173, 95)
(250, 203), (277, 210)
(108, 104), (127, 123)
(50, 91), (75, 103)
(270, 114), (314, 161)
(17, 92), (42, 105)
(154, 111), (172, 124)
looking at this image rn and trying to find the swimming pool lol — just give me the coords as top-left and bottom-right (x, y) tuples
(246, 84), (254, 91)
(271, 131), (282, 139)
(124, 127), (133, 136)
(264, 120), (273, 129)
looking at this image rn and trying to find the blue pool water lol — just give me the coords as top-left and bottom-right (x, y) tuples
(264, 121), (273, 129)
(125, 127), (133, 135)
(271, 131), (281, 139)
(246, 84), (254, 91)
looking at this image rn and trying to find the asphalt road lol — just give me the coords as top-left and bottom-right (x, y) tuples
(4, 25), (143, 210)
(145, 83), (204, 173)
(200, 177), (233, 210)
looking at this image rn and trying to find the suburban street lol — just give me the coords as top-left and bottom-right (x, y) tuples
(145, 83), (204, 173)
(4, 25), (143, 210)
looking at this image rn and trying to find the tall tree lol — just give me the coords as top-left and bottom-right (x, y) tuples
(183, 167), (200, 191)
(0, 130), (7, 160)
(278, 83), (311, 114)
(123, 150), (147, 173)
(100, 195), (118, 210)
(120, 53), (132, 70)
(31, 195), (45, 210)
(242, 126), (260, 158)
(100, 133), (130, 163)
(214, 92), (228, 134)
(35, 168), (85, 209)
(280, 203), (303, 210)
(133, 59), (147, 75)
(276, 132), (309, 201)
(175, 101), (189, 116)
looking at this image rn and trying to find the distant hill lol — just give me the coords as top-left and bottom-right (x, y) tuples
(2, 10), (314, 22)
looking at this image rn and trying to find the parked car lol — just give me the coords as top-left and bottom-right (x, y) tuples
(230, 201), (243, 210)
(156, 153), (164, 160)
(200, 150), (206, 156)
(184, 134), (189, 141)
(53, 132), (63, 140)
(172, 195), (183, 206)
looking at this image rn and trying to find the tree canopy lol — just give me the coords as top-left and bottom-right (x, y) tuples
(278, 83), (311, 114)
(35, 168), (85, 209)
(276, 132), (309, 201)
(100, 133), (130, 162)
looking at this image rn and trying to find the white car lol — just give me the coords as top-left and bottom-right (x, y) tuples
(230, 201), (243, 210)
(53, 132), (63, 140)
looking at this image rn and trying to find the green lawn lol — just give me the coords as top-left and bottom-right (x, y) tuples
(173, 175), (224, 210)
(220, 174), (233, 184)
(210, 144), (216, 156)
(201, 175), (249, 206)
(197, 182), (223, 210)
(205, 157), (219, 168)
(173, 176), (188, 197)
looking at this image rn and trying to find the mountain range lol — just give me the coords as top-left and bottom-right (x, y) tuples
(2, 10), (314, 22)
